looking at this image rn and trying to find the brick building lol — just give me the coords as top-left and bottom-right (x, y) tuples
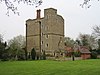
(79, 46), (91, 59)
(26, 8), (65, 58)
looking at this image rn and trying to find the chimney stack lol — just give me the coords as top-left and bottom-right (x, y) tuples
(36, 9), (41, 19)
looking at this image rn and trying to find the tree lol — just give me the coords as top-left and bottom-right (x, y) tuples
(96, 39), (100, 54)
(64, 37), (75, 47)
(8, 35), (26, 60)
(80, 0), (100, 8)
(92, 25), (100, 54)
(91, 51), (98, 59)
(78, 33), (97, 49)
(0, 0), (43, 16)
(0, 0), (99, 16)
(92, 25), (100, 39)
(0, 41), (5, 60)
(79, 34), (89, 46)
(76, 39), (81, 46)
(0, 34), (9, 60)
(31, 48), (36, 60)
(0, 34), (4, 59)
(0, 34), (3, 43)
(64, 37), (75, 61)
(98, 39), (100, 49)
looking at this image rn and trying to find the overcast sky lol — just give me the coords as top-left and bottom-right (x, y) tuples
(0, 0), (100, 41)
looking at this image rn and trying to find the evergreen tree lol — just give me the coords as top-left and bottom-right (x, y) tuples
(31, 48), (36, 60)
(43, 50), (46, 60)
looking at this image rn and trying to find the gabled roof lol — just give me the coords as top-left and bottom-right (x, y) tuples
(79, 46), (91, 54)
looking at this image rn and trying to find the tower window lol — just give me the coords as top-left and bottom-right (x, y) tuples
(41, 41), (43, 45)
(39, 21), (41, 25)
(47, 44), (48, 47)
(42, 41), (43, 44)
(45, 26), (48, 31)
(46, 35), (48, 38)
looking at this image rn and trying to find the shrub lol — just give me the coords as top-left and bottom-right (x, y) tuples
(43, 51), (46, 60)
(96, 49), (100, 55)
(74, 52), (81, 57)
(31, 48), (36, 60)
(91, 51), (98, 59)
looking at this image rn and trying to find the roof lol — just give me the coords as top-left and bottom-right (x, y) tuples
(79, 46), (91, 54)
(65, 47), (73, 52)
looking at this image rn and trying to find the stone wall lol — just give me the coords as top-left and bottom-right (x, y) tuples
(26, 8), (65, 58)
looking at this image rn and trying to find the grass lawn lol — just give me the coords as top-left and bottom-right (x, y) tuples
(0, 59), (100, 75)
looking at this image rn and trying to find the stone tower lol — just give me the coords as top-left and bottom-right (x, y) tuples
(26, 8), (65, 58)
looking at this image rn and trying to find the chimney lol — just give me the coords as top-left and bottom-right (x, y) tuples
(36, 9), (41, 19)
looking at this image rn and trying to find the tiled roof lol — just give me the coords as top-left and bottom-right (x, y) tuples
(79, 46), (91, 53)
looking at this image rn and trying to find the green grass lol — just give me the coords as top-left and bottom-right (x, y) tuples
(0, 59), (100, 75)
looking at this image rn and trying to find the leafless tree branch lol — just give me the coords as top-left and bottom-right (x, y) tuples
(0, 0), (42, 16)
(92, 25), (100, 39)
(80, 0), (99, 8)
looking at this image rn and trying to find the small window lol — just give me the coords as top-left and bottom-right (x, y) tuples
(60, 37), (62, 39)
(45, 26), (48, 31)
(42, 41), (43, 44)
(41, 24), (43, 28)
(42, 49), (43, 52)
(39, 21), (42, 29)
(39, 21), (41, 25)
(46, 35), (48, 38)
(47, 44), (48, 47)
(41, 41), (43, 45)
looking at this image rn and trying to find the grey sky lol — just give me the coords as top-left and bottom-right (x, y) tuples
(0, 0), (100, 41)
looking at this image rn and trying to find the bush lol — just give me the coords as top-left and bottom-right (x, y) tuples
(31, 48), (36, 60)
(96, 49), (100, 55)
(91, 51), (98, 59)
(17, 49), (25, 60)
(42, 51), (46, 60)
(74, 52), (81, 57)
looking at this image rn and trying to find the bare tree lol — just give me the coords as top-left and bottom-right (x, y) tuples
(80, 0), (100, 8)
(92, 25), (100, 39)
(0, 0), (42, 16)
(0, 0), (100, 16)
(78, 33), (98, 49)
